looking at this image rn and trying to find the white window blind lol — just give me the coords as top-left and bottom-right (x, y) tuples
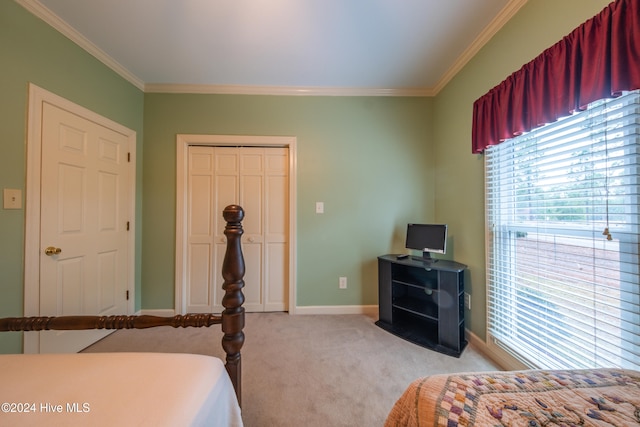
(485, 90), (640, 371)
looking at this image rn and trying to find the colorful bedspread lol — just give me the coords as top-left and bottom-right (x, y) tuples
(384, 369), (640, 426)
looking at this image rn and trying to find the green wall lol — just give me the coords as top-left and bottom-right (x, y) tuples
(1, 0), (615, 354)
(432, 0), (613, 340)
(142, 94), (435, 309)
(0, 1), (144, 353)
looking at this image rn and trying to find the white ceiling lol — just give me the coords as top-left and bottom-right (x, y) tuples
(19, 0), (527, 95)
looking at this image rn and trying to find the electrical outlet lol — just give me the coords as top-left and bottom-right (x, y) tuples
(315, 202), (324, 214)
(464, 292), (471, 310)
(3, 188), (22, 209)
(339, 276), (347, 289)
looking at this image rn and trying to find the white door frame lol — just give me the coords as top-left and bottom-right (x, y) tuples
(175, 134), (297, 314)
(24, 83), (137, 353)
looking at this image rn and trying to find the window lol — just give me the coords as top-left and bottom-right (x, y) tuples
(486, 90), (640, 370)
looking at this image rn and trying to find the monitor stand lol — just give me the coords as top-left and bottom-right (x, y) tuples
(410, 252), (438, 263)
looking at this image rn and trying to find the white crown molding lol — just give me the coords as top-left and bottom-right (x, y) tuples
(144, 83), (436, 97)
(433, 0), (529, 94)
(16, 0), (145, 91)
(18, 0), (525, 97)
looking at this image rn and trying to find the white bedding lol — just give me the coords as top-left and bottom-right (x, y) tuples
(0, 352), (242, 426)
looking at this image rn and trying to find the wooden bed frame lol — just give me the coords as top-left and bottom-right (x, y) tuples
(0, 204), (246, 406)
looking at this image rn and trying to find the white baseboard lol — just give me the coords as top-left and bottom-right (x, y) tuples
(466, 329), (528, 371)
(293, 305), (378, 316)
(138, 309), (176, 317)
(138, 307), (378, 317)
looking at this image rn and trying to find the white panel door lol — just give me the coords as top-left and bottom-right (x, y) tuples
(186, 147), (216, 312)
(39, 102), (130, 353)
(212, 148), (241, 311)
(263, 148), (288, 311)
(186, 146), (287, 312)
(186, 146), (239, 311)
(238, 148), (264, 311)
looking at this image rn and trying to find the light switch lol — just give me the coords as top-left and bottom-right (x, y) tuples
(3, 188), (22, 209)
(315, 202), (324, 214)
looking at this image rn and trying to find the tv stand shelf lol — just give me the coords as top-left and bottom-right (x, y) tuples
(376, 254), (467, 357)
(393, 297), (438, 320)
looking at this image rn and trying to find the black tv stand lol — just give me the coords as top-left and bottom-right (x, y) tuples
(376, 254), (467, 357)
(413, 256), (438, 263)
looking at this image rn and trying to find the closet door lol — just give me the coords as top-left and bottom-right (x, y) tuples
(186, 146), (237, 313)
(262, 148), (288, 311)
(212, 148), (241, 311)
(186, 146), (287, 313)
(235, 147), (264, 312)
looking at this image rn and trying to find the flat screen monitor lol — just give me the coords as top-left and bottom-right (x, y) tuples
(405, 223), (447, 260)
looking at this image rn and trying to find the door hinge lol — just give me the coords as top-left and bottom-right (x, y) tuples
(126, 290), (129, 300)
(126, 221), (130, 231)
(127, 152), (131, 162)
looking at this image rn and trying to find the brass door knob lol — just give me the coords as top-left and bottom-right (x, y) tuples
(44, 246), (62, 256)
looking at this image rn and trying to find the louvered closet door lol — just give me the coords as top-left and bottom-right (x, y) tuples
(186, 146), (288, 313)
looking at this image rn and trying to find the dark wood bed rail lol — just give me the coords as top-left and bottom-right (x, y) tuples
(0, 313), (224, 331)
(0, 204), (246, 406)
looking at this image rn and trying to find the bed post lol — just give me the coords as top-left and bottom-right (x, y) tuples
(221, 205), (245, 406)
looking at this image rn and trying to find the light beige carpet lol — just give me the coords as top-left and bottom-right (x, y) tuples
(83, 313), (499, 426)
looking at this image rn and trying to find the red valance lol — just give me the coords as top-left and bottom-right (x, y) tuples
(472, 0), (640, 154)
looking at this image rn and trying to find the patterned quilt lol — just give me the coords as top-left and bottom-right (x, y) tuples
(384, 369), (640, 426)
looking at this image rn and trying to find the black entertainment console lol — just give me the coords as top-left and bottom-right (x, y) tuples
(376, 254), (467, 357)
